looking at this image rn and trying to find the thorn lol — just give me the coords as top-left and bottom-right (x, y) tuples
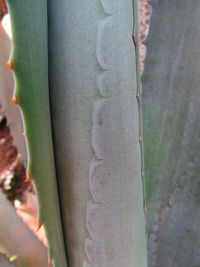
(36, 220), (42, 232)
(144, 203), (147, 213)
(24, 171), (31, 183)
(11, 94), (18, 105)
(6, 59), (14, 70)
(139, 135), (142, 144)
(141, 171), (144, 177)
(136, 92), (140, 102)
(48, 256), (51, 267)
(132, 32), (137, 45)
(146, 249), (149, 256)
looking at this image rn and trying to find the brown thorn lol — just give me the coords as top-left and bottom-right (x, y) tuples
(136, 92), (140, 102)
(36, 220), (42, 232)
(48, 256), (51, 267)
(11, 93), (18, 105)
(132, 32), (137, 45)
(139, 135), (142, 144)
(6, 59), (14, 70)
(24, 171), (31, 183)
(141, 171), (144, 177)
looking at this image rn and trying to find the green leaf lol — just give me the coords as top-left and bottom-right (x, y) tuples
(6, 1), (67, 266)
(48, 0), (147, 266)
(142, 0), (200, 266)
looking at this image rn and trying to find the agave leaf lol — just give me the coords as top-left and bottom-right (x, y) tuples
(6, 1), (68, 266)
(6, 0), (147, 266)
(48, 0), (147, 266)
(142, 0), (200, 266)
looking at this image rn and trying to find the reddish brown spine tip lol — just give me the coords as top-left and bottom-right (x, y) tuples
(24, 171), (31, 183)
(6, 60), (14, 70)
(48, 256), (51, 267)
(139, 135), (142, 144)
(36, 220), (42, 232)
(132, 32), (137, 45)
(141, 171), (144, 177)
(136, 93), (140, 102)
(11, 94), (18, 105)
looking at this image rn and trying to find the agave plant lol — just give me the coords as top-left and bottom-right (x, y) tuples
(142, 0), (200, 266)
(2, 0), (200, 266)
(1, 0), (147, 266)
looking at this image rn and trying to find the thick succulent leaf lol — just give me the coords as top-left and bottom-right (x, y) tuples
(6, 1), (67, 266)
(48, 0), (147, 266)
(5, 0), (147, 266)
(0, 190), (48, 267)
(142, 0), (200, 266)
